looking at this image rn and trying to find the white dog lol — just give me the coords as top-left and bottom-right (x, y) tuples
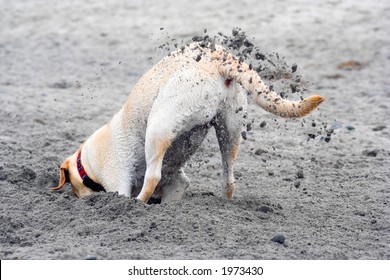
(52, 43), (323, 203)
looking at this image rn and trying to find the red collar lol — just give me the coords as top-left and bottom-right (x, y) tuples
(76, 150), (106, 193)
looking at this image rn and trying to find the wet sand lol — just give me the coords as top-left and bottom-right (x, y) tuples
(0, 0), (389, 259)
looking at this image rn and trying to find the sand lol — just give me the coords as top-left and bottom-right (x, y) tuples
(0, 0), (389, 259)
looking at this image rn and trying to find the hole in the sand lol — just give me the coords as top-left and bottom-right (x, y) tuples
(147, 197), (162, 204)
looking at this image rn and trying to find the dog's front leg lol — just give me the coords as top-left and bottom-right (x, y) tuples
(137, 137), (171, 203)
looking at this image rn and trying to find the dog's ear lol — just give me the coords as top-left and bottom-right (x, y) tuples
(52, 159), (70, 191)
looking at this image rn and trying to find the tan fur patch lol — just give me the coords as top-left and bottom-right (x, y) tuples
(155, 137), (171, 161)
(225, 182), (235, 200)
(297, 95), (325, 117)
(87, 124), (112, 182)
(230, 143), (240, 161)
(138, 137), (172, 202)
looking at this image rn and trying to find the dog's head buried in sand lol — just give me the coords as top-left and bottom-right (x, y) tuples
(52, 42), (324, 203)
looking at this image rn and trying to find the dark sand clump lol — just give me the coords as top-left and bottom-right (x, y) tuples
(0, 0), (389, 259)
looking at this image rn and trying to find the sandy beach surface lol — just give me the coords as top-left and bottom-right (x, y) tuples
(0, 0), (389, 259)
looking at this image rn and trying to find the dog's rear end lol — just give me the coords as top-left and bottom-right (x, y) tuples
(135, 43), (323, 203)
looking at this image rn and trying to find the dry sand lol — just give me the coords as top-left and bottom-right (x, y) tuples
(0, 0), (389, 259)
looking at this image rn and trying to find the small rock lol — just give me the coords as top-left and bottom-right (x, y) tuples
(291, 63), (298, 73)
(372, 125), (386, 131)
(355, 211), (366, 217)
(254, 148), (268, 156)
(257, 205), (273, 213)
(271, 234), (285, 244)
(296, 170), (304, 179)
(149, 222), (157, 229)
(267, 170), (274, 176)
(323, 136), (331, 143)
(294, 181), (301, 188)
(259, 121), (267, 128)
(85, 255), (97, 260)
(362, 149), (378, 157)
(345, 125), (355, 131)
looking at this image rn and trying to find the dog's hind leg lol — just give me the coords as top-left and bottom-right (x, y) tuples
(214, 124), (241, 199)
(161, 169), (190, 203)
(214, 109), (245, 200)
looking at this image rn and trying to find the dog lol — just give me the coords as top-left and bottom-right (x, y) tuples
(52, 42), (324, 203)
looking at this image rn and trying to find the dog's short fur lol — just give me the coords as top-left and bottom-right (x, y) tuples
(53, 43), (323, 203)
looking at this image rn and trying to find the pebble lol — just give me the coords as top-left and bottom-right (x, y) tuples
(254, 148), (268, 156)
(362, 149), (378, 157)
(150, 222), (157, 229)
(271, 234), (286, 244)
(257, 205), (273, 213)
(294, 181), (301, 188)
(355, 211), (366, 217)
(291, 63), (298, 73)
(296, 170), (304, 179)
(372, 125), (386, 131)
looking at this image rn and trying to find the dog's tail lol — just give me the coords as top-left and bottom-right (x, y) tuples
(216, 50), (324, 118)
